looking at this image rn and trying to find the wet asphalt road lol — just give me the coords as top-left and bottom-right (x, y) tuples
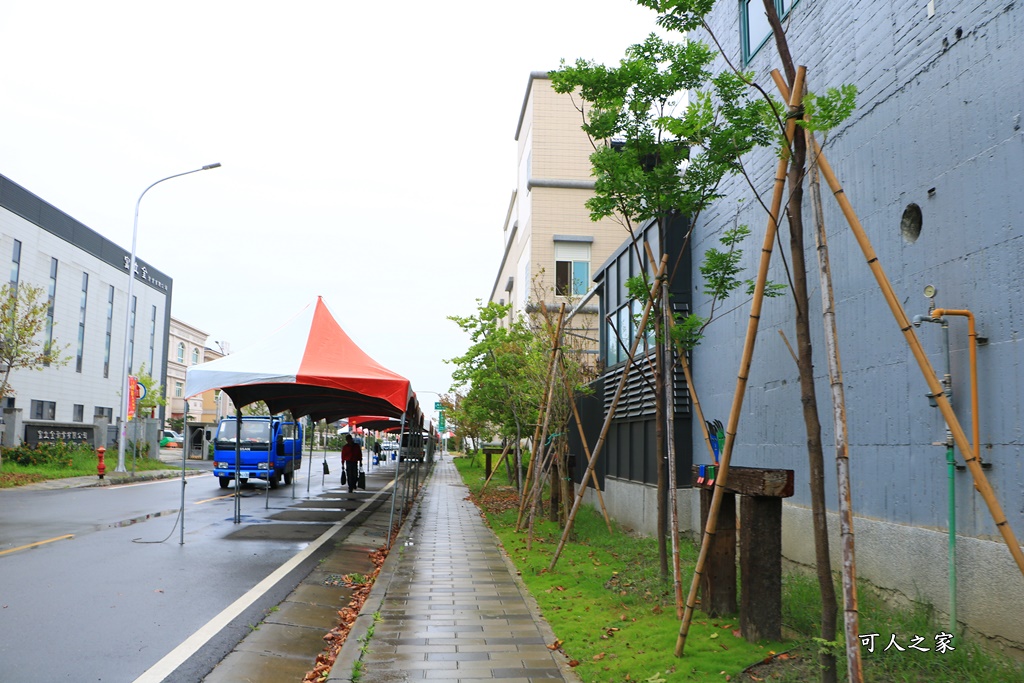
(0, 454), (385, 682)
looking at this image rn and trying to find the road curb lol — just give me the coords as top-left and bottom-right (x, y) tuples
(327, 469), (427, 683)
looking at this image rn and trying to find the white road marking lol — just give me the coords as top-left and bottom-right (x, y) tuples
(132, 480), (395, 683)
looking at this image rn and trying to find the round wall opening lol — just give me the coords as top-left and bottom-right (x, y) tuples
(901, 203), (923, 243)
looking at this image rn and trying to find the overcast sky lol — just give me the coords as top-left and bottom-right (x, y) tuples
(0, 0), (662, 415)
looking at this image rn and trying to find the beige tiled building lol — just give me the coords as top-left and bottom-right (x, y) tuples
(166, 318), (231, 424)
(489, 72), (628, 363)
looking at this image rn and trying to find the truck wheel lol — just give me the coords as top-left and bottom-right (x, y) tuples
(269, 473), (279, 489)
(284, 471), (293, 485)
(219, 477), (230, 489)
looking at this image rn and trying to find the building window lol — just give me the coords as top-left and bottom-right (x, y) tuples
(44, 258), (57, 366)
(175, 381), (183, 398)
(76, 272), (88, 373)
(741, 0), (793, 64)
(73, 404), (84, 422)
(191, 347), (200, 365)
(104, 286), (114, 378)
(31, 400), (56, 420)
(554, 240), (591, 297)
(128, 295), (136, 372)
(176, 342), (186, 363)
(94, 406), (113, 422)
(148, 305), (156, 371)
(9, 239), (21, 288)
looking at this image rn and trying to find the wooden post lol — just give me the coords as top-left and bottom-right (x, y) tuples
(699, 487), (737, 616)
(740, 495), (783, 642)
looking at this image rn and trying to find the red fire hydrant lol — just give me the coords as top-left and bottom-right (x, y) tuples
(97, 446), (106, 480)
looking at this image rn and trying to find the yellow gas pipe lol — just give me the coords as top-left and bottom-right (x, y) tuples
(930, 308), (981, 464)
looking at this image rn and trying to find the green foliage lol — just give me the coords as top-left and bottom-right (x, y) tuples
(0, 282), (70, 400)
(1, 442), (174, 486)
(447, 300), (544, 442)
(552, 33), (776, 234)
(551, 30), (783, 358)
(134, 363), (166, 412)
(800, 85), (858, 134)
(669, 313), (707, 350)
(699, 225), (751, 300)
(4, 441), (79, 467)
(454, 459), (1022, 682)
(242, 401), (270, 416)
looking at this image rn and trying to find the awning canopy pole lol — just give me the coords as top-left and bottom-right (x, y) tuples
(387, 409), (409, 549)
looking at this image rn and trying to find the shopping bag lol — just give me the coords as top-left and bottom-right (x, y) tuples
(340, 469), (347, 486)
(322, 460), (330, 475)
(358, 468), (366, 490)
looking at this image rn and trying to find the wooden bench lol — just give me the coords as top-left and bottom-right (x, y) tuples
(691, 465), (794, 642)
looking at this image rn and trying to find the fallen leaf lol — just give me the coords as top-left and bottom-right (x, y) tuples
(732, 629), (742, 638)
(547, 639), (563, 650)
(593, 652), (606, 661)
(568, 660), (580, 667)
(710, 633), (719, 639)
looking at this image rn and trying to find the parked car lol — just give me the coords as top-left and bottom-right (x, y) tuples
(161, 430), (184, 448)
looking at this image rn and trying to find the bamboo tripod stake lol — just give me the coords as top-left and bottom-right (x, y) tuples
(675, 66), (806, 656)
(771, 70), (1024, 579)
(807, 124), (864, 683)
(516, 308), (565, 531)
(560, 354), (615, 533)
(548, 255), (670, 571)
(804, 120), (1024, 579)
(526, 305), (567, 550)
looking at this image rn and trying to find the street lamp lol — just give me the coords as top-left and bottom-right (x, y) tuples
(115, 163), (222, 472)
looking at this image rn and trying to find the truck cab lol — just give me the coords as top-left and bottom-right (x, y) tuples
(212, 416), (303, 489)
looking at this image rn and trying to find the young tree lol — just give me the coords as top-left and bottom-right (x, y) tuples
(0, 282), (69, 403)
(637, 2), (857, 679)
(552, 31), (778, 577)
(448, 300), (545, 481)
(134, 363), (167, 417)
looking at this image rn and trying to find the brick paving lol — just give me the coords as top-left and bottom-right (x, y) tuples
(340, 459), (576, 683)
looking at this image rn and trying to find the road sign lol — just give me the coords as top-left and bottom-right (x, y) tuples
(439, 415), (446, 431)
(434, 401), (443, 410)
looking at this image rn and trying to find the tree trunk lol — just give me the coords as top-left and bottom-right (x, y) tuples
(787, 116), (839, 683)
(763, 3), (838, 679)
(552, 444), (561, 524)
(655, 298), (669, 579)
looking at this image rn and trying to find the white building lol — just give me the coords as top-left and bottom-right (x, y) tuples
(1, 173), (171, 442)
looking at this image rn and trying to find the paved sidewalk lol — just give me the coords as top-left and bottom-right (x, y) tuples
(330, 458), (578, 683)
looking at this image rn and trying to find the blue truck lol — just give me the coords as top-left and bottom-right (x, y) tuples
(212, 416), (303, 489)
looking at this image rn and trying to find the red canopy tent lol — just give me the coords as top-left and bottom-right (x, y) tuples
(185, 297), (417, 423)
(183, 297), (419, 530)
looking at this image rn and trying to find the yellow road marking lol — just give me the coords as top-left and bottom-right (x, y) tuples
(194, 494), (235, 504)
(0, 534), (74, 557)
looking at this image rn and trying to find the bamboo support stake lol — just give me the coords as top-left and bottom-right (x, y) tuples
(641, 239), (718, 465)
(808, 128), (863, 683)
(527, 305), (567, 550)
(809, 135), (1024, 579)
(664, 277), (684, 619)
(549, 255), (669, 571)
(771, 70), (1024, 580)
(517, 309), (565, 531)
(561, 357), (614, 532)
(676, 66), (806, 657)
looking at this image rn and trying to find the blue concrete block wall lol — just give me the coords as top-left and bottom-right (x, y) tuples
(691, 0), (1023, 541)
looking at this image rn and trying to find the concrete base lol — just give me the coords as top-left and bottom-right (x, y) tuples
(584, 482), (1024, 654)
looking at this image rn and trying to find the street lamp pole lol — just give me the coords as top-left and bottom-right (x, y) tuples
(115, 163), (221, 472)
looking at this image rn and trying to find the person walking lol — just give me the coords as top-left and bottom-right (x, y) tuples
(341, 434), (362, 494)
